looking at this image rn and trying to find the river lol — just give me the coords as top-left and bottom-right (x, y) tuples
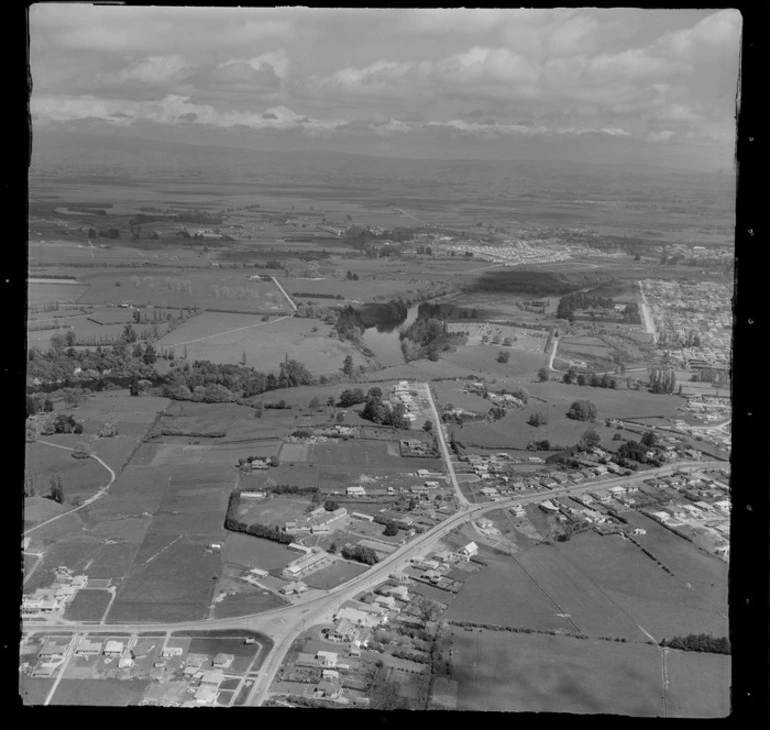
(360, 303), (420, 365)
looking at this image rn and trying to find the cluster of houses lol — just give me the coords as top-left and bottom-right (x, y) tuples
(286, 425), (354, 444)
(432, 239), (604, 267)
(644, 278), (731, 366)
(285, 506), (348, 535)
(22, 566), (90, 618)
(389, 382), (424, 425)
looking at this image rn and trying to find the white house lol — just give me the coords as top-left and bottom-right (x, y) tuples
(458, 542), (478, 559)
(316, 651), (338, 668)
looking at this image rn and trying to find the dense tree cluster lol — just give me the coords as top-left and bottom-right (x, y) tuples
(660, 634), (730, 654)
(162, 356), (314, 403)
(360, 388), (411, 429)
(527, 412), (549, 427)
(566, 400), (597, 421)
(556, 291), (615, 321)
(39, 413), (84, 436)
(649, 368), (677, 394)
(341, 544), (380, 565)
(338, 388), (366, 407)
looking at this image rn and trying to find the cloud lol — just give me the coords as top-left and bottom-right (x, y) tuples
(645, 130), (676, 143)
(117, 55), (190, 85)
(661, 9), (742, 59)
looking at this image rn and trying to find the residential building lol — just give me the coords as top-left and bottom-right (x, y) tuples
(75, 638), (103, 656)
(213, 653), (235, 669)
(316, 651), (338, 668)
(104, 640), (125, 657)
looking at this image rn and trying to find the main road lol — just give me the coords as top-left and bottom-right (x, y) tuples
(23, 460), (726, 705)
(423, 382), (469, 508)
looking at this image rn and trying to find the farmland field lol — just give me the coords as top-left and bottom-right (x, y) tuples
(76, 269), (288, 312)
(665, 650), (730, 718)
(446, 546), (576, 632)
(213, 590), (286, 618)
(554, 523), (728, 639)
(155, 312), (366, 373)
(450, 628), (667, 715)
(63, 589), (112, 621)
(107, 533), (222, 622)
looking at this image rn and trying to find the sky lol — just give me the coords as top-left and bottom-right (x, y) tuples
(29, 7), (742, 171)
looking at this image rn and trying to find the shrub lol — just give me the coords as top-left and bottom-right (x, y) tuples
(71, 441), (90, 459)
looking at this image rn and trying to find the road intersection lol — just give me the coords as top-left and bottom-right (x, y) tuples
(23, 459), (726, 705)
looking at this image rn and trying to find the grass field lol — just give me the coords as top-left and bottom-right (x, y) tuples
(665, 650), (730, 718)
(25, 442), (111, 504)
(19, 677), (56, 706)
(555, 522), (728, 639)
(28, 281), (89, 304)
(50, 678), (151, 706)
(450, 628), (666, 715)
(446, 546), (576, 632)
(443, 344), (547, 377)
(63, 589), (112, 622)
(107, 533), (222, 622)
(221, 532), (296, 571)
(302, 560), (368, 590)
(76, 269), (287, 312)
(155, 312), (365, 373)
(238, 497), (310, 528)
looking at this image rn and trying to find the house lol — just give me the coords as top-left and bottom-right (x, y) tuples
(389, 572), (411, 584)
(477, 517), (494, 530)
(330, 618), (358, 642)
(322, 669), (340, 681)
(194, 685), (219, 705)
(280, 581), (308, 596)
(315, 681), (342, 700)
(347, 486), (366, 497)
(104, 640), (125, 657)
(316, 651), (338, 668)
(633, 528), (647, 536)
(119, 649), (135, 669)
(247, 567), (270, 578)
(39, 638), (69, 660)
(75, 638), (103, 656)
(480, 487), (499, 498)
(382, 585), (410, 601)
(161, 645), (184, 658)
(373, 595), (397, 610)
(199, 669), (225, 686)
(288, 543), (313, 555)
(213, 653), (235, 669)
(351, 511), (374, 522)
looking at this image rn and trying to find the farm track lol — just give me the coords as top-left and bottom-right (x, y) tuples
(165, 314), (292, 348)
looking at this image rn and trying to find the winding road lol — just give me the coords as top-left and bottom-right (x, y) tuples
(24, 441), (117, 537)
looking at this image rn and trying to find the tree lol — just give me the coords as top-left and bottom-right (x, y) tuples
(342, 354), (355, 377)
(98, 422), (118, 438)
(308, 396), (321, 410)
(367, 387), (383, 400)
(581, 429), (601, 449)
(383, 522), (399, 537)
(143, 344), (156, 366)
(577, 374), (587, 386)
(563, 367), (578, 385)
(122, 324), (138, 343)
(497, 351), (510, 364)
(324, 499), (339, 512)
(335, 412), (345, 423)
(567, 400), (597, 421)
(326, 396), (336, 407)
(328, 542), (338, 554)
(241, 350), (247, 366)
(339, 388), (366, 407)
(423, 420), (433, 432)
(72, 441), (90, 459)
(49, 474), (65, 503)
(25, 420), (37, 443)
(537, 368), (549, 382)
(640, 430), (658, 449)
(24, 473), (37, 498)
